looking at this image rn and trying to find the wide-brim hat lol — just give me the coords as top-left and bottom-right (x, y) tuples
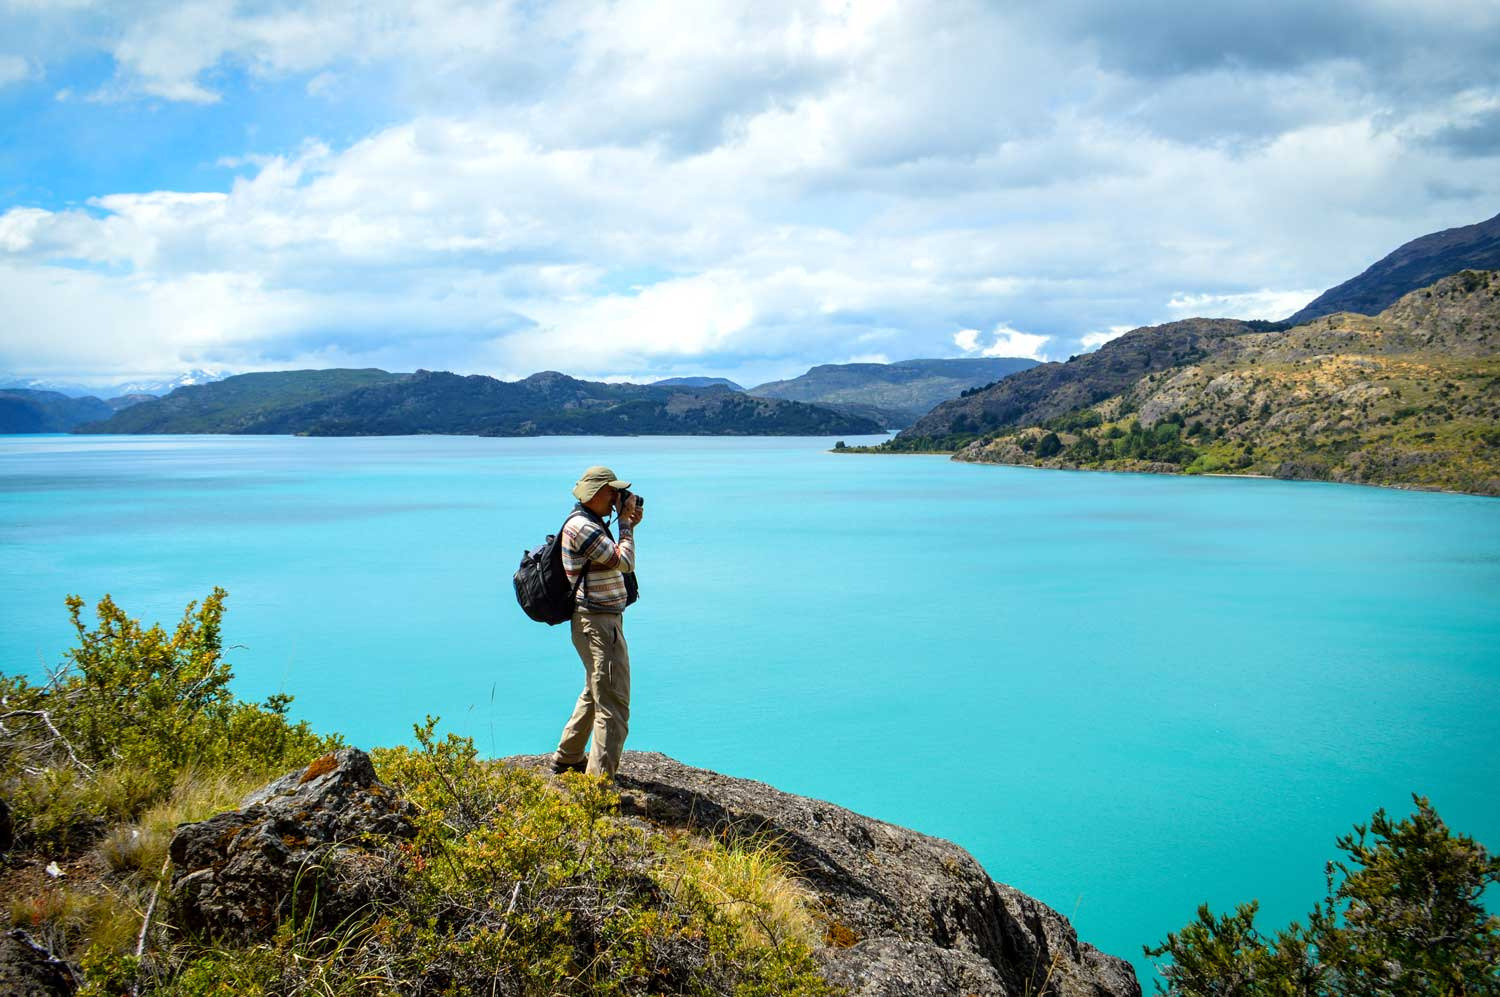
(572, 465), (631, 502)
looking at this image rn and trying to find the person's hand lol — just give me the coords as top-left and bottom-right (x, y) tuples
(621, 493), (643, 527)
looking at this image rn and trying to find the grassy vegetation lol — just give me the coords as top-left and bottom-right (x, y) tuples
(0, 591), (839, 995)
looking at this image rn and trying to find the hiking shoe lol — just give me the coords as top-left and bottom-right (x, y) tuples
(550, 756), (586, 775)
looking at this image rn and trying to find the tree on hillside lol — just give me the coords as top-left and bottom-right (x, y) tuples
(1147, 796), (1500, 996)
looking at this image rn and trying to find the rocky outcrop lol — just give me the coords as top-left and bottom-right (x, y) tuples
(168, 748), (1136, 996)
(514, 751), (1139, 997)
(168, 748), (415, 940)
(0, 930), (78, 996)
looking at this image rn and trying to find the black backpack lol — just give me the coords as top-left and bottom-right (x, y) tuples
(514, 514), (587, 625)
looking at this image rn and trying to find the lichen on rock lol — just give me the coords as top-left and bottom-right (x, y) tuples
(168, 747), (415, 940)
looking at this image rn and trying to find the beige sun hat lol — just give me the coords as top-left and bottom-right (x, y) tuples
(572, 465), (631, 502)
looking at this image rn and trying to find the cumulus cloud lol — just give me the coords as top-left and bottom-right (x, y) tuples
(1, 2), (1498, 382)
(954, 323), (1052, 361)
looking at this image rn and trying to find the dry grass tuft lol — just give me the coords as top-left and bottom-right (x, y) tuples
(95, 767), (264, 877)
(662, 835), (822, 949)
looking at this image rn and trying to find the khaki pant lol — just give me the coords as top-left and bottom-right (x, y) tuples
(555, 611), (630, 777)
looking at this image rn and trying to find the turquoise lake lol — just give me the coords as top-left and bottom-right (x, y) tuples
(3, 433), (1498, 981)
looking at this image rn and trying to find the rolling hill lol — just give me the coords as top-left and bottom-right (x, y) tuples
(652, 376), (746, 390)
(748, 357), (1038, 428)
(75, 368), (883, 437)
(0, 389), (115, 433)
(75, 369), (414, 434)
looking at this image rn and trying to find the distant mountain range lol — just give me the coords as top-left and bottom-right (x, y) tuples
(65, 357), (1044, 438)
(79, 369), (411, 434)
(1284, 212), (1500, 325)
(0, 369), (234, 431)
(74, 369), (885, 437)
(747, 357), (1038, 428)
(26, 212), (1500, 462)
(871, 271), (1499, 495)
(0, 368), (231, 400)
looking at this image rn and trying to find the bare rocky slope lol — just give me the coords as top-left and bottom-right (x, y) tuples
(157, 748), (1137, 997)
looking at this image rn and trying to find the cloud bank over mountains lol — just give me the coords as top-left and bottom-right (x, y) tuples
(0, 0), (1497, 386)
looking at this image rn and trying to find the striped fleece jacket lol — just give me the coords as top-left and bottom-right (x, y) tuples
(561, 503), (635, 613)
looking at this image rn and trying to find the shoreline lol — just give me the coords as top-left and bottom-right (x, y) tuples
(951, 452), (1496, 499)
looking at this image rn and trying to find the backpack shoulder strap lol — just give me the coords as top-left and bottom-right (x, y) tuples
(560, 513), (589, 600)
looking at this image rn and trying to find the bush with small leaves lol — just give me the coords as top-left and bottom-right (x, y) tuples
(1147, 796), (1499, 997)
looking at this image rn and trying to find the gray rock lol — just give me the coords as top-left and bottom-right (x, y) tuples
(168, 748), (416, 941)
(0, 930), (77, 996)
(511, 751), (1140, 997)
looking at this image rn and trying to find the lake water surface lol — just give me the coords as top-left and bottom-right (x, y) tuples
(3, 433), (1498, 981)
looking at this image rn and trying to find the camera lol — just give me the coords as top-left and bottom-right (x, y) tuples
(619, 487), (644, 513)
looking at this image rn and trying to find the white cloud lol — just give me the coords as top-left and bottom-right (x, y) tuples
(954, 323), (1052, 361)
(1080, 325), (1134, 350)
(1166, 289), (1322, 321)
(507, 271), (757, 370)
(2, 3), (1499, 381)
(0, 53), (36, 88)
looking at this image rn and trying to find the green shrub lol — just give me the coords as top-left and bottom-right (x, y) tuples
(1, 590), (339, 849)
(1147, 796), (1499, 996)
(1067, 436), (1101, 461)
(1045, 409), (1103, 433)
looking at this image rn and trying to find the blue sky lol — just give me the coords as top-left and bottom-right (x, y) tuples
(1, 0), (1498, 389)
